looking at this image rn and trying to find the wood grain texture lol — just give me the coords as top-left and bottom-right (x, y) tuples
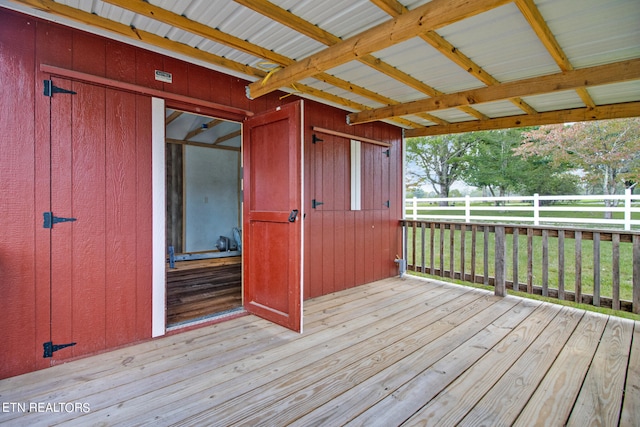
(620, 322), (640, 426)
(0, 12), (38, 379)
(567, 316), (634, 426)
(0, 277), (636, 426)
(166, 264), (241, 325)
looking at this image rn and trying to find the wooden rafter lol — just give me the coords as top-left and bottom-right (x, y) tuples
(101, 0), (423, 126)
(515, 0), (596, 108)
(405, 101), (640, 137)
(165, 111), (183, 126)
(214, 130), (242, 146)
(347, 59), (640, 124)
(368, 0), (537, 116)
(166, 138), (240, 152)
(184, 119), (222, 141)
(234, 0), (448, 125)
(246, 0), (511, 98)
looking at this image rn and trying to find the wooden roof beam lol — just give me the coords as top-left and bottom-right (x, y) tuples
(515, 0), (596, 108)
(405, 101), (640, 137)
(246, 0), (511, 99)
(348, 59), (640, 124)
(370, 0), (537, 115)
(101, 0), (425, 126)
(236, 0), (440, 98)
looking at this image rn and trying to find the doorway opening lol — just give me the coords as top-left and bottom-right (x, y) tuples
(165, 108), (243, 328)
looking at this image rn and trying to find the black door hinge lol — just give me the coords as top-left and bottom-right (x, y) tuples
(43, 212), (77, 229)
(312, 134), (324, 144)
(43, 80), (77, 97)
(384, 200), (390, 208)
(383, 149), (390, 157)
(43, 341), (76, 358)
(312, 199), (324, 209)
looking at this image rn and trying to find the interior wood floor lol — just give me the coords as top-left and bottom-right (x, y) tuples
(1, 276), (638, 426)
(166, 257), (242, 325)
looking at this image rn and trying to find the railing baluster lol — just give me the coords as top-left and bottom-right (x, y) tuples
(593, 232), (601, 307)
(513, 227), (519, 291)
(449, 224), (455, 279)
(411, 221), (417, 271)
(483, 226), (489, 286)
(439, 223), (445, 277)
(575, 230), (582, 304)
(430, 223), (435, 275)
(542, 229), (549, 297)
(420, 222), (426, 274)
(460, 224), (466, 282)
(527, 228), (533, 294)
(558, 230), (565, 300)
(495, 226), (506, 297)
(471, 225), (477, 284)
(634, 235), (640, 314)
(612, 233), (620, 310)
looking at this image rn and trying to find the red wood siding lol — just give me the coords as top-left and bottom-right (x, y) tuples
(304, 105), (403, 299)
(0, 10), (39, 378)
(0, 8), (402, 378)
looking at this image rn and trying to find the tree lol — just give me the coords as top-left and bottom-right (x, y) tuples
(461, 128), (579, 203)
(461, 129), (523, 200)
(518, 118), (640, 216)
(405, 134), (478, 205)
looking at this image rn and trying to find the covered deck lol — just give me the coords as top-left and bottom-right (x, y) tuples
(1, 276), (638, 426)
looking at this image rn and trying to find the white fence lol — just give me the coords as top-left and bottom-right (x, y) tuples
(405, 190), (640, 230)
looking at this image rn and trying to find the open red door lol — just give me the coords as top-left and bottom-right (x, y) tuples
(243, 101), (304, 332)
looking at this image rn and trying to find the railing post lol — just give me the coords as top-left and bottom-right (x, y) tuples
(495, 225), (506, 297)
(624, 188), (631, 231)
(633, 235), (640, 314)
(412, 196), (418, 220)
(465, 195), (471, 223)
(533, 193), (540, 226)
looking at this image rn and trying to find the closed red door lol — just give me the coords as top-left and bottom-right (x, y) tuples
(243, 101), (304, 332)
(44, 76), (146, 362)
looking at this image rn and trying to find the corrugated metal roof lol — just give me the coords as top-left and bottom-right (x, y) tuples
(1, 0), (638, 135)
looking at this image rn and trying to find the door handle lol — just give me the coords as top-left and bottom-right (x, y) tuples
(288, 209), (299, 222)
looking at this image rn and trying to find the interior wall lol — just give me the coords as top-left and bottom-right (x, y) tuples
(184, 146), (240, 252)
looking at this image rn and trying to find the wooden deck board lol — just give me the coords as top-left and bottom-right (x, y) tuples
(459, 306), (585, 426)
(0, 276), (637, 426)
(567, 316), (634, 427)
(620, 322), (640, 427)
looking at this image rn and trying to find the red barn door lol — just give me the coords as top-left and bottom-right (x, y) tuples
(243, 101), (304, 332)
(43, 76), (146, 362)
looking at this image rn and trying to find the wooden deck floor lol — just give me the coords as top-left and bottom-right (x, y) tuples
(1, 276), (638, 426)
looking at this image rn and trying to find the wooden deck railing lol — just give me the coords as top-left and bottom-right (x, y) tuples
(400, 220), (640, 314)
